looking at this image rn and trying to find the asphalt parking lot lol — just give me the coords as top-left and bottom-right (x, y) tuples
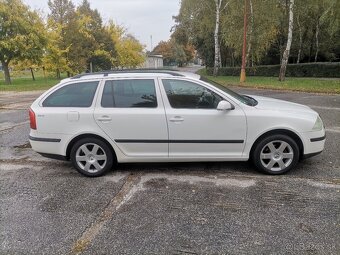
(0, 87), (339, 254)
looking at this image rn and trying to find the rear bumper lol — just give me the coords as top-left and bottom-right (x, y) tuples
(29, 134), (68, 156)
(38, 153), (68, 161)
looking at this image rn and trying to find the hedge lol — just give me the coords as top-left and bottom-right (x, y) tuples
(206, 62), (340, 78)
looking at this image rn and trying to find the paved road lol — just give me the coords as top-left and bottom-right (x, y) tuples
(0, 85), (339, 254)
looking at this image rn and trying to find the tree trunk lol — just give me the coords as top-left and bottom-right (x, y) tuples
(314, 19), (320, 62)
(219, 42), (222, 67)
(56, 68), (61, 79)
(1, 60), (11, 85)
(297, 14), (303, 64)
(231, 50), (235, 67)
(246, 0), (254, 67)
(30, 67), (35, 81)
(279, 0), (294, 81)
(213, 0), (221, 76)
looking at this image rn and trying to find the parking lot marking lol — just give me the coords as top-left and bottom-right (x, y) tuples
(307, 105), (340, 111)
(69, 172), (256, 254)
(0, 121), (29, 132)
(140, 173), (256, 188)
(70, 173), (141, 255)
(307, 180), (340, 189)
(326, 128), (340, 134)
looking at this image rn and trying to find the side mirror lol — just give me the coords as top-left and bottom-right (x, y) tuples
(217, 100), (234, 111)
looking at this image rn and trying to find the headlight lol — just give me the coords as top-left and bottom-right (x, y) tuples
(312, 116), (324, 131)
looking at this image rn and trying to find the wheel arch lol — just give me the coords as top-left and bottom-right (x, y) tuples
(66, 133), (117, 161)
(250, 129), (304, 160)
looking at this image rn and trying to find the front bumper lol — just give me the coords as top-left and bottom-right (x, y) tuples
(300, 129), (326, 156)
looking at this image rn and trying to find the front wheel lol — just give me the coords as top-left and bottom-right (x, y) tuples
(70, 138), (114, 177)
(252, 134), (300, 175)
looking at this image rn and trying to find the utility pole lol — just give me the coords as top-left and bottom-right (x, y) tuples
(240, 0), (248, 82)
(150, 35), (153, 52)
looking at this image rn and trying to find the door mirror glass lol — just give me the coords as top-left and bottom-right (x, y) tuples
(217, 100), (234, 111)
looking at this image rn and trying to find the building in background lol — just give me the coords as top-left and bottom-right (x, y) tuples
(143, 55), (163, 69)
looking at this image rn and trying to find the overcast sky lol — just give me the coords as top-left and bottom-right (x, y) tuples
(24, 0), (181, 51)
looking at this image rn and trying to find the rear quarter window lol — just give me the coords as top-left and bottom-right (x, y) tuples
(42, 81), (99, 107)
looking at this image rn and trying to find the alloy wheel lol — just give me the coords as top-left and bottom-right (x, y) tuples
(75, 143), (107, 173)
(260, 140), (294, 172)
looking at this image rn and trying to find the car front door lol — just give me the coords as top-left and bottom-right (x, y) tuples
(94, 78), (168, 158)
(160, 78), (247, 159)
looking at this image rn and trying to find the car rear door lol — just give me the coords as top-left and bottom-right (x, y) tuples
(94, 78), (168, 157)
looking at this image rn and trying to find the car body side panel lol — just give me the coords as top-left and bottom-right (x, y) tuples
(29, 74), (325, 165)
(242, 107), (320, 157)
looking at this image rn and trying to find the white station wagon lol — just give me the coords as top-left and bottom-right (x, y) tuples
(29, 70), (325, 177)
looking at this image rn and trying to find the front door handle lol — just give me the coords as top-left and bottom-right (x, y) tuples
(169, 116), (184, 123)
(97, 116), (112, 122)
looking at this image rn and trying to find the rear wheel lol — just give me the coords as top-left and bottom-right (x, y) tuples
(252, 134), (299, 174)
(70, 138), (114, 177)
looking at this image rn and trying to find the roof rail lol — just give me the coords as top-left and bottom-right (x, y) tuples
(70, 69), (184, 79)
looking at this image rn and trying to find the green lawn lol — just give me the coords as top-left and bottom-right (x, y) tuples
(198, 70), (340, 94)
(1, 69), (340, 93)
(0, 71), (64, 92)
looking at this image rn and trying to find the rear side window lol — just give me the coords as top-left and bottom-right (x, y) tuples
(43, 81), (99, 107)
(101, 79), (157, 108)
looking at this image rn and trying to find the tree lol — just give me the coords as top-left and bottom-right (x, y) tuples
(43, 19), (70, 78)
(106, 23), (145, 68)
(12, 11), (47, 81)
(213, 0), (230, 76)
(172, 0), (216, 67)
(47, 0), (76, 75)
(47, 0), (117, 74)
(116, 35), (145, 68)
(183, 44), (196, 64)
(173, 0), (338, 68)
(221, 0), (279, 66)
(279, 0), (294, 81)
(0, 0), (47, 84)
(152, 41), (173, 65)
(48, 0), (75, 26)
(89, 50), (112, 71)
(152, 40), (192, 67)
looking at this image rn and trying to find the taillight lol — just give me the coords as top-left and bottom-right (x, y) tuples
(29, 108), (37, 130)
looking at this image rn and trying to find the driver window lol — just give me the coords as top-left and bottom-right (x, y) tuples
(162, 79), (223, 109)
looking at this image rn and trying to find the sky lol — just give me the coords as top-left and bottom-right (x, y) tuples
(24, 0), (181, 51)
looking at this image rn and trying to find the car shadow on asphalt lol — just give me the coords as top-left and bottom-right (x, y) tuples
(113, 161), (259, 176)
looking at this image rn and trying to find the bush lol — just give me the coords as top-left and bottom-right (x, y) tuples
(206, 62), (340, 78)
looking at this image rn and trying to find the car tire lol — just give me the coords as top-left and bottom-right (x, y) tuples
(70, 138), (114, 177)
(252, 134), (300, 175)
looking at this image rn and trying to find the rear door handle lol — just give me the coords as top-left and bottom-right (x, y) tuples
(97, 116), (112, 122)
(169, 116), (184, 123)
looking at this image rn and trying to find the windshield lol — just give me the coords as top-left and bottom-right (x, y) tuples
(200, 77), (257, 106)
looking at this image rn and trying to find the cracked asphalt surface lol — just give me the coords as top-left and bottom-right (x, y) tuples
(0, 86), (339, 254)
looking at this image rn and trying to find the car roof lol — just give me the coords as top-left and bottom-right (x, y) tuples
(60, 69), (201, 83)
